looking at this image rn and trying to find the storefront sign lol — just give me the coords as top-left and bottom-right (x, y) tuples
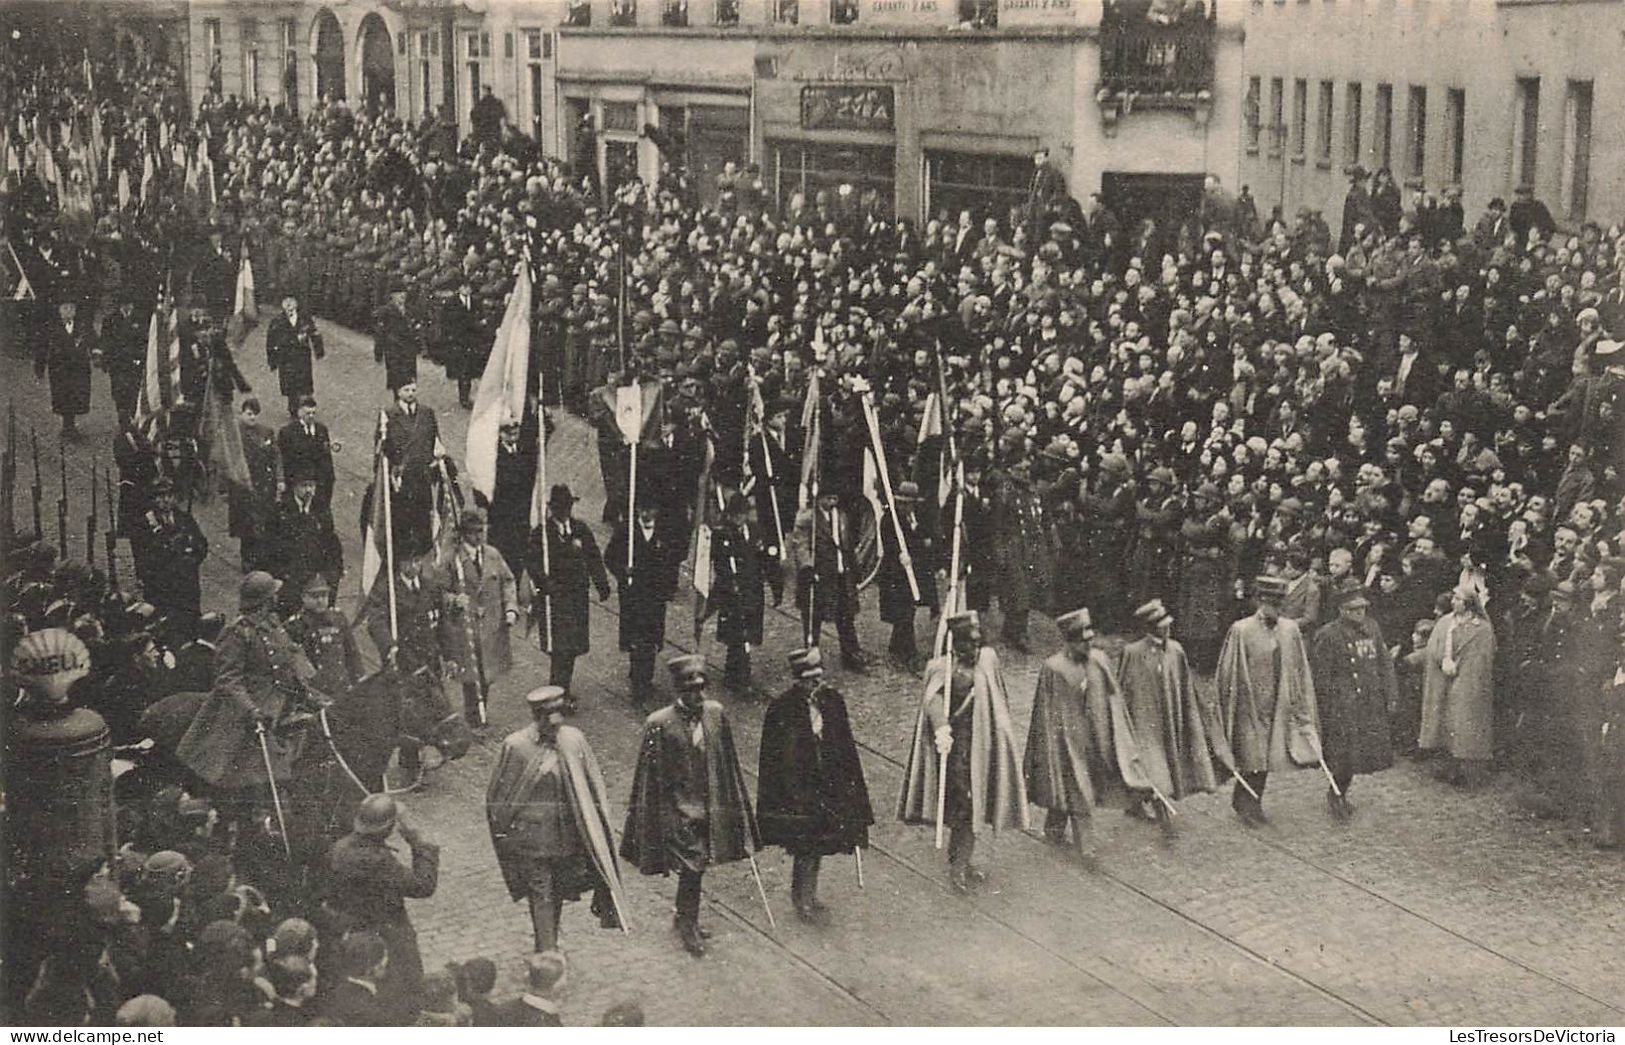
(800, 85), (895, 132)
(997, 0), (1076, 25)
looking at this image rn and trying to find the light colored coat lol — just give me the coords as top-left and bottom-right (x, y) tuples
(1419, 610), (1496, 761)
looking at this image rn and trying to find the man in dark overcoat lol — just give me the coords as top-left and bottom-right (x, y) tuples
(621, 655), (760, 957)
(380, 380), (441, 545)
(709, 492), (768, 694)
(483, 415), (538, 592)
(97, 291), (146, 423)
(878, 481), (935, 671)
(1309, 581), (1396, 819)
(530, 483), (610, 694)
(606, 503), (679, 705)
(265, 295), (323, 418)
(756, 647), (872, 923)
(277, 396), (337, 515)
(134, 476), (209, 627)
(267, 475), (343, 617)
(440, 277), (484, 408)
(374, 280), (424, 392)
(810, 488), (868, 668)
(37, 299), (94, 436)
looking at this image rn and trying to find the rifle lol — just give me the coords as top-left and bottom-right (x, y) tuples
(2, 406), (14, 550)
(451, 551), (488, 727)
(56, 441), (68, 558)
(103, 468), (119, 589)
(86, 458), (98, 563)
(31, 427), (43, 539)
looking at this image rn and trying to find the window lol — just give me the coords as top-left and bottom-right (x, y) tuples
(1291, 78), (1307, 158)
(204, 17), (222, 64)
(602, 101), (639, 132)
(467, 62), (480, 106)
(567, 0), (593, 26)
(925, 152), (1031, 225)
(247, 50), (261, 100)
(832, 0), (859, 24)
(503, 32), (514, 59)
(525, 29), (551, 60)
(958, 0), (998, 26)
(1344, 82), (1362, 165)
(1243, 76), (1261, 153)
(774, 0), (799, 22)
(1445, 87), (1465, 185)
(431, 28), (441, 54)
(421, 59), (432, 115)
(1317, 80), (1334, 164)
(717, 0), (741, 24)
(769, 141), (895, 216)
(1564, 79), (1592, 221)
(1267, 77), (1284, 156)
(1515, 76), (1540, 190)
(1404, 85), (1426, 181)
(397, 32), (406, 55)
(1374, 82), (1393, 171)
(662, 0), (689, 25)
(282, 18), (297, 54)
(467, 32), (480, 58)
(610, 0), (637, 25)
(529, 65), (545, 136)
(481, 32), (492, 57)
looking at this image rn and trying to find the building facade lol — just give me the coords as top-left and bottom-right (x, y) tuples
(1237, 0), (1624, 235)
(177, 0), (1246, 226)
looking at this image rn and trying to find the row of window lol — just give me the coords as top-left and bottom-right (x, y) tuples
(1244, 72), (1595, 219)
(564, 0), (998, 28)
(1246, 75), (1465, 185)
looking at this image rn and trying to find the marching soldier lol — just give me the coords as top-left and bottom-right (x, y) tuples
(134, 476), (209, 630)
(898, 612), (1028, 893)
(1309, 581), (1396, 820)
(757, 648), (873, 924)
(286, 575), (363, 698)
(621, 655), (761, 957)
(1116, 599), (1220, 816)
(530, 484), (611, 694)
(1128, 466), (1182, 613)
(486, 686), (629, 954)
(440, 509), (518, 728)
(1216, 575), (1322, 826)
(709, 492), (768, 695)
(97, 289), (146, 423)
(606, 504), (679, 706)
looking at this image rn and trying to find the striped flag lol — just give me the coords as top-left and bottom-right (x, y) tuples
(226, 254), (257, 345)
(354, 413), (391, 623)
(132, 299), (183, 438)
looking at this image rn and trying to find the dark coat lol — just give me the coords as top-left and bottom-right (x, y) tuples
(606, 522), (679, 652)
(267, 496), (343, 602)
(878, 504), (934, 623)
(193, 247), (236, 318)
(439, 293), (485, 381)
(373, 303), (424, 390)
(266, 310), (323, 399)
(38, 318), (94, 417)
(365, 568), (448, 674)
(277, 420), (335, 510)
(485, 440), (537, 578)
(1311, 614), (1397, 777)
(322, 979), (404, 1028)
(531, 516), (610, 657)
(380, 402), (440, 479)
(326, 830), (440, 999)
(134, 507), (208, 620)
(710, 519), (766, 647)
(620, 699), (760, 875)
(173, 611), (310, 788)
(99, 308), (146, 413)
(756, 681), (873, 855)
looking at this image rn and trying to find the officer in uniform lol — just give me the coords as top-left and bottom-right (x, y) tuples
(135, 476), (209, 630)
(287, 575), (363, 698)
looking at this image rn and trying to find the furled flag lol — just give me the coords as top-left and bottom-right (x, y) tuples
(117, 168), (130, 210)
(226, 254), (257, 346)
(354, 411), (392, 624)
(798, 366), (822, 511)
(197, 365), (252, 505)
(465, 260), (532, 502)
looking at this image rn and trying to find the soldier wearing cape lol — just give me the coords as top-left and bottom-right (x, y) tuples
(898, 612), (1028, 893)
(621, 655), (761, 957)
(487, 686), (631, 954)
(1216, 575), (1323, 826)
(1115, 599), (1221, 812)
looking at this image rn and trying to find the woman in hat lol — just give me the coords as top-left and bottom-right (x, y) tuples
(1419, 574), (1497, 787)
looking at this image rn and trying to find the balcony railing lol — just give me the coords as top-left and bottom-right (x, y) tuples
(1099, 10), (1216, 98)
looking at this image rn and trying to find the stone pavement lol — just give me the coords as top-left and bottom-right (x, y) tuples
(7, 313), (1624, 1026)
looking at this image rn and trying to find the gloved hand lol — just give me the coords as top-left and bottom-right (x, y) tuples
(933, 725), (953, 756)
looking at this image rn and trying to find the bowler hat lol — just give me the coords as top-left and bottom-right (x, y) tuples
(548, 483), (578, 509)
(946, 610), (980, 635)
(458, 507), (487, 533)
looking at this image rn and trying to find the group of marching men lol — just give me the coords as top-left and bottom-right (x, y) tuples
(484, 561), (1398, 958)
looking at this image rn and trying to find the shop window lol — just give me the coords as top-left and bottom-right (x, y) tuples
(832, 0), (859, 24)
(611, 0), (638, 26)
(717, 0), (741, 24)
(925, 151), (1030, 226)
(662, 0), (689, 25)
(769, 141), (895, 217)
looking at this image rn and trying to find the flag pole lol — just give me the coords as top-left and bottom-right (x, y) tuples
(934, 460), (965, 851)
(626, 440), (637, 576)
(860, 391), (920, 602)
(378, 417), (399, 646)
(538, 407), (553, 653)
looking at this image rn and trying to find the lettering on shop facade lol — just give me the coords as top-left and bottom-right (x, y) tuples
(799, 85), (895, 131)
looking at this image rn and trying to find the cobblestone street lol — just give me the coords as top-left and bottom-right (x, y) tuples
(8, 315), (1624, 1027)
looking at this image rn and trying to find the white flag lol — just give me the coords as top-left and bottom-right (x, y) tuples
(465, 262), (533, 502)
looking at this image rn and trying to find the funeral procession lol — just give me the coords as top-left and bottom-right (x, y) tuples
(2, 0), (1624, 1030)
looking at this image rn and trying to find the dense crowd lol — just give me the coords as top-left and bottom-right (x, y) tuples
(3, 25), (1624, 1028)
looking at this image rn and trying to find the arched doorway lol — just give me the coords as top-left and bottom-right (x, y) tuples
(312, 10), (344, 103)
(357, 14), (395, 112)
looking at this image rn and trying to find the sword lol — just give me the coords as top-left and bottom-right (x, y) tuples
(255, 722), (292, 859)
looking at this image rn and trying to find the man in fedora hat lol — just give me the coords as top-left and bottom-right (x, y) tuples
(1309, 580), (1396, 820)
(327, 793), (440, 1011)
(878, 479), (935, 672)
(487, 686), (629, 954)
(441, 507), (518, 727)
(1216, 575), (1322, 826)
(898, 612), (1028, 892)
(621, 655), (760, 956)
(1116, 599), (1220, 819)
(757, 648), (873, 923)
(1024, 608), (1160, 857)
(530, 483), (610, 693)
